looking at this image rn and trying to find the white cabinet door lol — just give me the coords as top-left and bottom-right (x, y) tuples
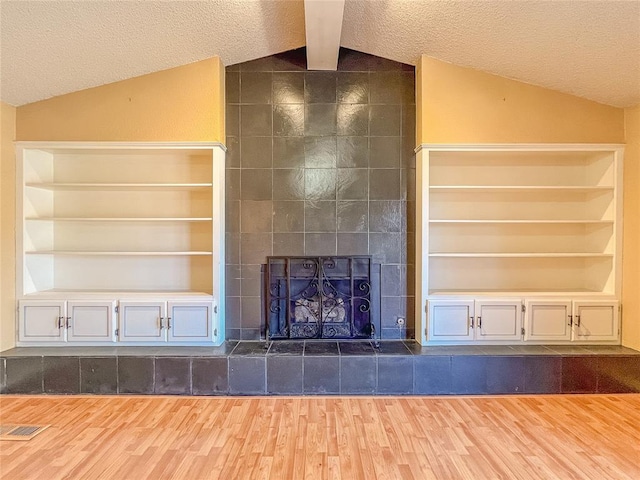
(167, 301), (213, 342)
(66, 301), (116, 342)
(475, 300), (522, 341)
(428, 300), (475, 341)
(18, 300), (66, 342)
(524, 300), (573, 342)
(119, 301), (167, 342)
(573, 301), (619, 342)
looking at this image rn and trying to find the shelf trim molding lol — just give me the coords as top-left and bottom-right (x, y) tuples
(415, 143), (625, 154)
(15, 141), (227, 152)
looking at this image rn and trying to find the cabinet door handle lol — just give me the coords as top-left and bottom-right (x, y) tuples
(58, 316), (64, 329)
(167, 317), (171, 329)
(159, 317), (165, 329)
(66, 317), (71, 329)
(568, 314), (573, 326)
(477, 316), (482, 328)
(575, 315), (581, 327)
(469, 316), (474, 328)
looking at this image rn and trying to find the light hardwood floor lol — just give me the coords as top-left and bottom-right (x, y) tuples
(1, 395), (639, 479)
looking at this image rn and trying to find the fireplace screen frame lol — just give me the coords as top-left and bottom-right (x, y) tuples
(265, 256), (380, 340)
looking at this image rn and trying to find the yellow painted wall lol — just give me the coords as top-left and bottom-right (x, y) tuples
(623, 105), (640, 350)
(1, 102), (17, 351)
(416, 55), (624, 144)
(17, 57), (225, 142)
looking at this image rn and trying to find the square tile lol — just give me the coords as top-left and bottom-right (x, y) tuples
(305, 104), (336, 136)
(339, 341), (376, 355)
(273, 233), (305, 256)
(305, 72), (337, 103)
(240, 264), (263, 297)
(486, 356), (525, 394)
(414, 356), (451, 394)
(226, 104), (240, 136)
(598, 356), (640, 393)
(562, 356), (597, 393)
(241, 136), (272, 168)
(370, 72), (403, 104)
(523, 356), (562, 393)
(369, 201), (402, 232)
(451, 356), (488, 394)
(273, 72), (304, 104)
(341, 356), (376, 394)
(231, 341), (270, 356)
(118, 357), (154, 394)
(44, 357), (80, 394)
(369, 233), (402, 263)
(369, 137), (401, 168)
(305, 233), (337, 256)
(229, 357), (266, 394)
(240, 328), (262, 340)
(226, 71), (240, 103)
(369, 169), (401, 200)
(337, 104), (369, 136)
(273, 137), (305, 168)
(155, 357), (191, 395)
(241, 169), (273, 200)
(337, 72), (369, 104)
(5, 357), (42, 394)
(80, 357), (117, 394)
(273, 169), (305, 200)
(376, 341), (411, 355)
(267, 356), (303, 394)
(369, 105), (401, 136)
(337, 137), (369, 168)
(273, 105), (304, 136)
(268, 341), (305, 355)
(192, 357), (229, 395)
(337, 200), (368, 233)
(240, 200), (273, 233)
(273, 201), (304, 232)
(337, 169), (369, 201)
(305, 169), (336, 201)
(337, 233), (368, 255)
(240, 233), (272, 264)
(305, 201), (337, 232)
(305, 341), (339, 356)
(240, 72), (272, 104)
(305, 136), (337, 168)
(304, 356), (340, 394)
(241, 104), (272, 136)
(378, 356), (413, 394)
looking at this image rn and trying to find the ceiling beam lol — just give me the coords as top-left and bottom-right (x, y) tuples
(304, 0), (346, 70)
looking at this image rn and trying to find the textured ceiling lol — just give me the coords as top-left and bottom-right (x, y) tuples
(1, 0), (639, 108)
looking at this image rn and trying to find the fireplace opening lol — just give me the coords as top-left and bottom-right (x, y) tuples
(266, 256), (380, 340)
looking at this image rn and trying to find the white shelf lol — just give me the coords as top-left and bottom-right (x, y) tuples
(23, 289), (214, 299)
(26, 182), (213, 191)
(26, 251), (213, 256)
(428, 219), (614, 224)
(26, 217), (214, 222)
(428, 289), (609, 297)
(428, 253), (614, 258)
(429, 186), (613, 193)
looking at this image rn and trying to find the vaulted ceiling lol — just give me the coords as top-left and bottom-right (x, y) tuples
(1, 0), (639, 108)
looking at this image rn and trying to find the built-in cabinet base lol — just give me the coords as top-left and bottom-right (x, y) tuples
(426, 297), (619, 345)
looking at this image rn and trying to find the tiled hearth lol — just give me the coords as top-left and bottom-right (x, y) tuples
(1, 342), (639, 396)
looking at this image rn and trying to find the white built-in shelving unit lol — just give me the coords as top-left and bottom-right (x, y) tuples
(16, 142), (226, 346)
(416, 144), (624, 345)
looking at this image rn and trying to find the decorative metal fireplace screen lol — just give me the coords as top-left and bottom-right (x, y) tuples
(266, 256), (380, 340)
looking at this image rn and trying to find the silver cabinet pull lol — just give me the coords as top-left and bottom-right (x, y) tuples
(568, 314), (573, 326)
(58, 316), (64, 329)
(469, 316), (475, 328)
(167, 317), (171, 329)
(477, 316), (482, 328)
(66, 317), (71, 329)
(575, 315), (581, 327)
(159, 317), (165, 329)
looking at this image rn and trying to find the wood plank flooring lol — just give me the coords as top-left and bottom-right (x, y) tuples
(1, 395), (639, 479)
